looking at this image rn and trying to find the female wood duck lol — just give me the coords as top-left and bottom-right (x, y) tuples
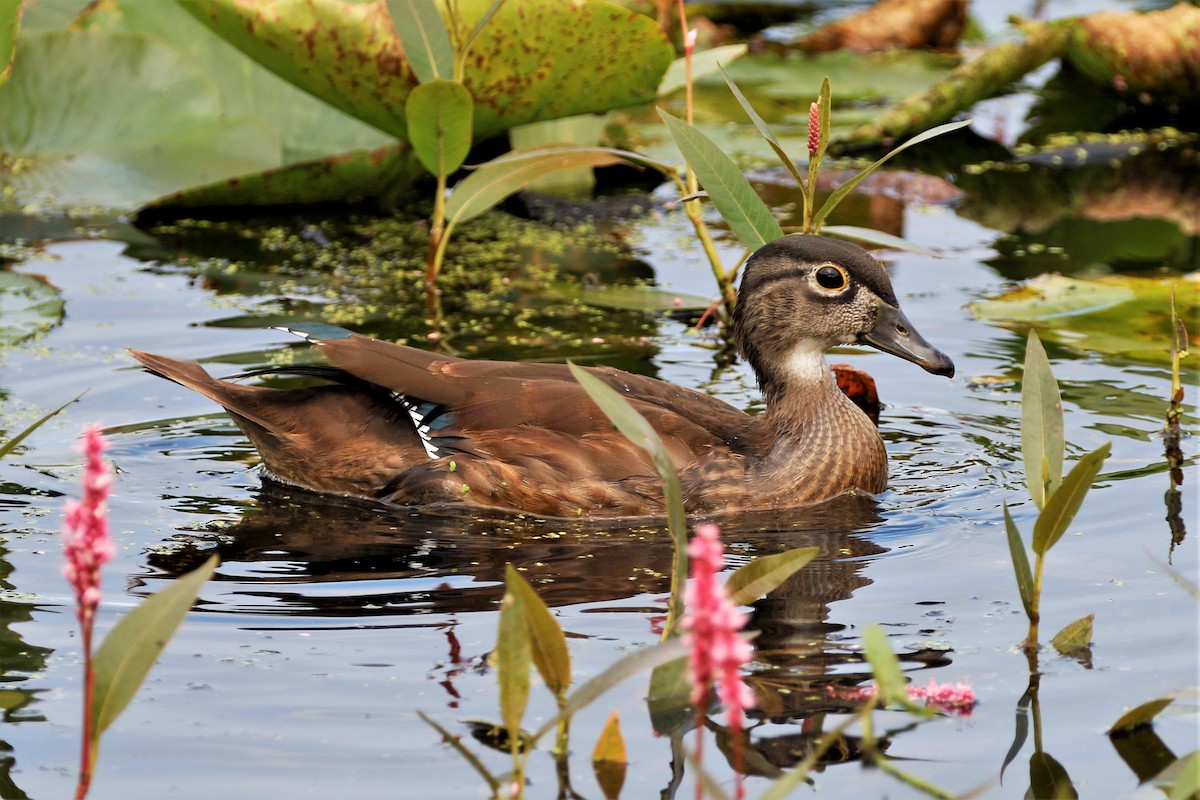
(131, 235), (953, 518)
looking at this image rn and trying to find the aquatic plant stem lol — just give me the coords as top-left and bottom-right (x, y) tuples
(426, 172), (450, 285)
(1026, 554), (1045, 651)
(673, 0), (738, 313)
(76, 626), (96, 800)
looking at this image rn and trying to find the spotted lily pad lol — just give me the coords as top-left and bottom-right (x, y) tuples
(0, 30), (280, 211)
(969, 273), (1200, 364)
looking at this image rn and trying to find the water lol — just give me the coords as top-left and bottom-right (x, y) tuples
(2, 181), (1196, 799)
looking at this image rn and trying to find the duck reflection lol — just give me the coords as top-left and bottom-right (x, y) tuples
(146, 483), (955, 777)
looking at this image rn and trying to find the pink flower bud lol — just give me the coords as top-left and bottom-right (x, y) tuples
(807, 102), (820, 157)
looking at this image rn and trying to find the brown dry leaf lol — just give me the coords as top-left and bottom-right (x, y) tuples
(797, 0), (967, 53)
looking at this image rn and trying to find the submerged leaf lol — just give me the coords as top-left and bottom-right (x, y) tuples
(1021, 331), (1064, 510)
(1108, 697), (1174, 735)
(658, 108), (784, 251)
(1051, 614), (1094, 657)
(724, 547), (818, 607)
(91, 556), (217, 740)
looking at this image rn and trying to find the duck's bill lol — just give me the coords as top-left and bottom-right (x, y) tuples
(860, 302), (955, 378)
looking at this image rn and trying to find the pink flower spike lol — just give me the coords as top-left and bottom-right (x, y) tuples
(685, 28), (698, 56)
(681, 523), (757, 727)
(807, 102), (820, 157)
(62, 426), (114, 626)
(909, 679), (977, 717)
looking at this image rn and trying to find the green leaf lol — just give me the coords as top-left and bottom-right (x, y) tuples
(1051, 614), (1094, 657)
(0, 0), (19, 86)
(417, 711), (501, 793)
(1021, 330), (1065, 509)
(724, 547), (818, 607)
(719, 64), (804, 187)
(592, 711), (627, 800)
(0, 392), (84, 462)
(820, 225), (941, 258)
(1028, 751), (1078, 799)
(494, 575), (531, 750)
(1167, 750), (1199, 800)
(387, 0), (454, 83)
(862, 624), (910, 708)
(658, 44), (747, 97)
(445, 147), (636, 228)
(90, 556), (217, 740)
(505, 565), (571, 700)
(811, 118), (972, 232)
(180, 0), (416, 139)
(658, 108), (784, 252)
(406, 79), (474, 176)
(1031, 442), (1110, 556)
(532, 636), (686, 742)
(646, 656), (692, 736)
(0, 30), (280, 212)
(1003, 502), (1036, 622)
(1108, 697), (1174, 735)
(567, 361), (688, 631)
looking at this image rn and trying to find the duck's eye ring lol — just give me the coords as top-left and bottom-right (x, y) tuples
(815, 265), (848, 291)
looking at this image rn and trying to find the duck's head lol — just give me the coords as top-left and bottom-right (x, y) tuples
(732, 235), (954, 394)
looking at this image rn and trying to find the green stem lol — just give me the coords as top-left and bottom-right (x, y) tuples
(75, 620), (95, 800)
(1027, 552), (1045, 651)
(426, 172), (450, 286)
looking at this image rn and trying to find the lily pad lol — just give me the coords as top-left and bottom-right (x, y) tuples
(0, 30), (280, 211)
(969, 273), (1200, 364)
(0, 270), (63, 347)
(80, 1), (394, 165)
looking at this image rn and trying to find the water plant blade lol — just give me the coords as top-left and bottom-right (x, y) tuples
(445, 148), (632, 228)
(532, 637), (687, 742)
(724, 547), (818, 607)
(405, 78), (474, 176)
(1032, 442), (1111, 556)
(505, 565), (571, 700)
(1108, 697), (1174, 735)
(811, 118), (972, 232)
(646, 656), (691, 736)
(495, 574), (531, 748)
(387, 0), (454, 83)
(1029, 751), (1078, 799)
(90, 556), (217, 738)
(1167, 751), (1200, 800)
(1003, 502), (1035, 622)
(1051, 614), (1094, 658)
(417, 711), (501, 793)
(862, 624), (911, 709)
(592, 711), (627, 800)
(1022, 330), (1065, 509)
(658, 108), (784, 252)
(820, 225), (941, 258)
(0, 0), (19, 85)
(719, 64), (804, 186)
(0, 391), (84, 462)
(658, 43), (747, 97)
(567, 361), (687, 631)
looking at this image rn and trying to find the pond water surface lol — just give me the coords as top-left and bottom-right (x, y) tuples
(2, 168), (1196, 800)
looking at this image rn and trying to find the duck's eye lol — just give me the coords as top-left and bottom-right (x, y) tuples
(815, 265), (848, 291)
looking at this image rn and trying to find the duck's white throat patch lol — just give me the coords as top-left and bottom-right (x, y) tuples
(783, 342), (832, 385)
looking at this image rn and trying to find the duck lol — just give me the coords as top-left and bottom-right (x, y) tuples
(130, 235), (954, 518)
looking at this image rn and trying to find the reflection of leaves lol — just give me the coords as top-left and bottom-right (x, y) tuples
(0, 30), (280, 211)
(1028, 751), (1078, 799)
(724, 547), (818, 607)
(0, 271), (64, 347)
(1001, 686), (1033, 783)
